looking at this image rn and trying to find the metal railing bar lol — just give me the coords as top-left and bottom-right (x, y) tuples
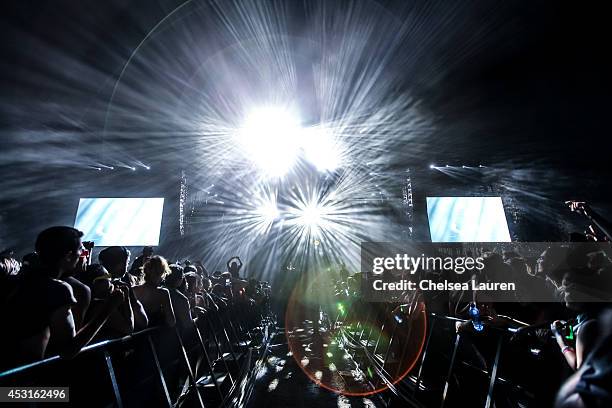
(413, 316), (435, 397)
(148, 335), (172, 408)
(193, 323), (226, 399)
(440, 333), (461, 408)
(484, 336), (503, 408)
(0, 327), (163, 379)
(174, 327), (206, 408)
(104, 349), (123, 408)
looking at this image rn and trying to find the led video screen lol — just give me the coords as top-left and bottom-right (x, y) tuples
(426, 196), (511, 242)
(74, 198), (164, 246)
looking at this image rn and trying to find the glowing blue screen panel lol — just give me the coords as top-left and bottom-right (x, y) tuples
(74, 198), (164, 246)
(426, 196), (511, 242)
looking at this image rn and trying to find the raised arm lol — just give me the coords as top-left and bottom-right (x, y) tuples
(552, 320), (577, 370)
(107, 284), (135, 335)
(63, 276), (91, 331)
(53, 290), (124, 359)
(566, 201), (612, 241)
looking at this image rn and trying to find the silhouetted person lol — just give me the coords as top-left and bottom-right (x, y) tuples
(556, 309), (612, 408)
(80, 264), (136, 338)
(129, 246), (154, 277)
(164, 264), (193, 331)
(227, 256), (243, 279)
(98, 246), (148, 330)
(133, 256), (176, 327)
(0, 227), (122, 369)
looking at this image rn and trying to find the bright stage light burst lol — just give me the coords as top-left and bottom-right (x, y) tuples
(298, 203), (326, 229)
(302, 126), (342, 172)
(96, 0), (439, 279)
(236, 107), (302, 177)
(246, 187), (281, 236)
(256, 200), (280, 222)
(236, 108), (343, 176)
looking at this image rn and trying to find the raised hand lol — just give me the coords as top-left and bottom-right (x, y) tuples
(565, 201), (590, 216)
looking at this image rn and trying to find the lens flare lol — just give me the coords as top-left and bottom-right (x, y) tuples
(298, 202), (325, 229)
(301, 126), (343, 172)
(256, 201), (280, 223)
(236, 107), (302, 177)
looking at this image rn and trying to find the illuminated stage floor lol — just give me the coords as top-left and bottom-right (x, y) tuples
(247, 328), (380, 408)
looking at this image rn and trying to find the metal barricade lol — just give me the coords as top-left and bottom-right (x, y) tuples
(0, 301), (274, 408)
(335, 301), (546, 408)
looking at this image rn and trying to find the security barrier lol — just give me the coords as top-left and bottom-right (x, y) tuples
(0, 299), (274, 408)
(335, 300), (559, 407)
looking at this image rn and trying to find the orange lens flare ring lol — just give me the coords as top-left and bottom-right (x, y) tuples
(284, 278), (427, 396)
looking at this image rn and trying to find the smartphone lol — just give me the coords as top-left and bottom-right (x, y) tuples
(564, 323), (574, 341)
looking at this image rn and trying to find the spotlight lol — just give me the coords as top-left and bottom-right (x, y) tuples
(302, 127), (341, 172)
(144, 165), (150, 170)
(300, 204), (323, 228)
(256, 201), (279, 222)
(429, 164), (435, 169)
(96, 164), (115, 170)
(236, 106), (302, 177)
(130, 167), (136, 171)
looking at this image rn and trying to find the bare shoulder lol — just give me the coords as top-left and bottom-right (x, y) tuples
(578, 319), (599, 340)
(579, 319), (598, 335)
(173, 290), (190, 307)
(51, 278), (74, 294)
(156, 287), (171, 299)
(49, 278), (77, 306)
(63, 276), (91, 298)
(577, 319), (600, 356)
